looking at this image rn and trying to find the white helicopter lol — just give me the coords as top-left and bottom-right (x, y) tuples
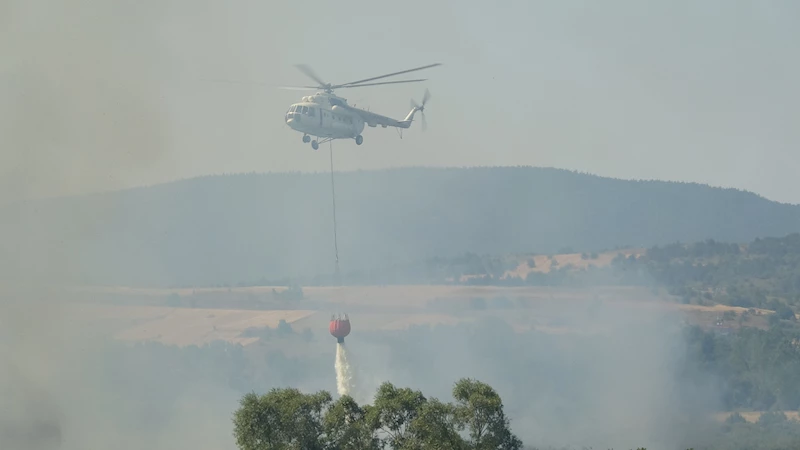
(282, 63), (440, 150)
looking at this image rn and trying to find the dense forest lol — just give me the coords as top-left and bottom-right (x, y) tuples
(3, 167), (799, 286)
(575, 233), (800, 314)
(629, 234), (800, 311)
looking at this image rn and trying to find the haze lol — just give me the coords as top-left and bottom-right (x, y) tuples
(2, 2), (800, 450)
(2, 0), (800, 204)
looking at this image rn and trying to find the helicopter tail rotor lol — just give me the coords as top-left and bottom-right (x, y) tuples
(409, 88), (431, 132)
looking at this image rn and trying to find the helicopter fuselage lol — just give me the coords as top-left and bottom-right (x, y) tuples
(282, 62), (437, 149)
(285, 93), (365, 140)
(284, 88), (427, 150)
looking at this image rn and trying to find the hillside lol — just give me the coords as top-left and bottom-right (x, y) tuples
(331, 233), (800, 313)
(629, 234), (800, 312)
(2, 166), (799, 287)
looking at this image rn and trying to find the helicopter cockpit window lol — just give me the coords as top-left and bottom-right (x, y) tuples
(308, 107), (315, 117)
(302, 106), (308, 114)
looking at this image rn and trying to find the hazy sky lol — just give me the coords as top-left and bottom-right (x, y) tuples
(2, 0), (800, 203)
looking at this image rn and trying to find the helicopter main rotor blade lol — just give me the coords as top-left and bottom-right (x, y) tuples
(206, 78), (273, 86)
(294, 64), (328, 88)
(335, 63), (441, 88)
(278, 85), (321, 90)
(336, 79), (428, 89)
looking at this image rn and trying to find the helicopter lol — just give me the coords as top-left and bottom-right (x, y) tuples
(282, 63), (440, 150)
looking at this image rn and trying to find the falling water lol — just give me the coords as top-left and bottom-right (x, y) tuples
(335, 342), (355, 397)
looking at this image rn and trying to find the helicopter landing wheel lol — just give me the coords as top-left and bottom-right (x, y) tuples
(311, 140), (319, 150)
(303, 134), (310, 143)
(355, 135), (363, 145)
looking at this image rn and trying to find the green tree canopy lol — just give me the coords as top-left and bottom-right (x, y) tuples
(231, 378), (522, 450)
(232, 388), (331, 450)
(452, 378), (523, 450)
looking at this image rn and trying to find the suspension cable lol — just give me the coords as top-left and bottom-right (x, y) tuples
(329, 140), (341, 285)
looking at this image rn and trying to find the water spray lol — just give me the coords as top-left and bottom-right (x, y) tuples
(329, 313), (355, 396)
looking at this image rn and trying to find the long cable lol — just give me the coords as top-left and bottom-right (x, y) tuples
(329, 140), (341, 284)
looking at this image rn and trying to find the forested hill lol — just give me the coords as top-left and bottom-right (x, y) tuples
(3, 166), (799, 286)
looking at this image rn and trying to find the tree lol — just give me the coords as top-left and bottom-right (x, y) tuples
(276, 319), (293, 336)
(232, 388), (331, 450)
(406, 398), (467, 449)
(452, 378), (523, 450)
(777, 305), (796, 321)
(323, 395), (379, 450)
(368, 382), (428, 449)
(231, 378), (520, 450)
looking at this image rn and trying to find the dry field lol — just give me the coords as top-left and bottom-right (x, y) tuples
(72, 283), (769, 315)
(62, 304), (317, 347)
(504, 248), (645, 277)
(55, 282), (773, 347)
(714, 411), (800, 423)
(77, 284), (661, 306)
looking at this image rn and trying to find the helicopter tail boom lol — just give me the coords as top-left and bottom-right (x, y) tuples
(399, 109), (418, 128)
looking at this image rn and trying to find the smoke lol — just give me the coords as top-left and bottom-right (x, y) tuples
(0, 1), (175, 205)
(335, 343), (356, 398)
(339, 295), (724, 450)
(0, 2), (241, 449)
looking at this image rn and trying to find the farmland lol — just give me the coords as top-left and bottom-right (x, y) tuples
(60, 281), (770, 347)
